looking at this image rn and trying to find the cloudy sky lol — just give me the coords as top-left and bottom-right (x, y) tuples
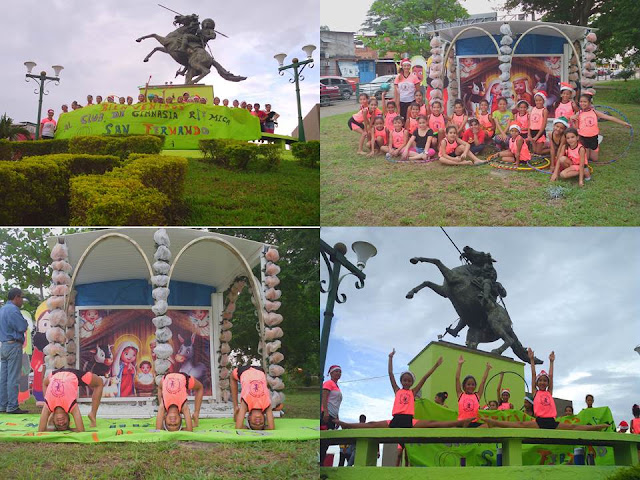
(321, 227), (640, 428)
(1, 0), (318, 136)
(322, 0), (511, 32)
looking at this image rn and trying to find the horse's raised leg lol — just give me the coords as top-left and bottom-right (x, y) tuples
(409, 257), (457, 285)
(136, 33), (163, 43)
(406, 281), (447, 299)
(144, 47), (168, 62)
(191, 66), (211, 84)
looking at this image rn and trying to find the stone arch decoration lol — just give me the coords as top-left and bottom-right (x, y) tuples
(46, 233), (153, 373)
(166, 232), (285, 408)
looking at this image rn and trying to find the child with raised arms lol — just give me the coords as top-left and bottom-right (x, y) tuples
(477, 99), (495, 139)
(529, 91), (550, 155)
(38, 368), (103, 432)
(384, 115), (409, 161)
(456, 355), (492, 427)
(498, 124), (531, 168)
(573, 93), (631, 162)
(438, 125), (484, 166)
(485, 349), (608, 430)
(496, 372), (514, 410)
(428, 100), (447, 140)
(492, 97), (513, 150)
(338, 349), (470, 429)
(156, 372), (204, 432)
(347, 93), (371, 154)
(369, 115), (388, 157)
(549, 117), (568, 171)
(449, 99), (468, 136)
(402, 115), (436, 162)
(550, 127), (591, 186)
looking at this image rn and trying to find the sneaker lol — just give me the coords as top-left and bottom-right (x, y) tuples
(385, 153), (391, 161)
(7, 408), (28, 414)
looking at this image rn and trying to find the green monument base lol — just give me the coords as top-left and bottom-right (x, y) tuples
(408, 340), (525, 411)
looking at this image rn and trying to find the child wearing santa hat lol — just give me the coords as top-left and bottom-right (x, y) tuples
(529, 92), (550, 155)
(554, 83), (578, 124)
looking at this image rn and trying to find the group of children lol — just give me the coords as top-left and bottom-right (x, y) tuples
(338, 348), (609, 433)
(36, 365), (274, 432)
(348, 83), (632, 186)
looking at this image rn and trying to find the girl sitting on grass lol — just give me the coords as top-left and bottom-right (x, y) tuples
(550, 127), (591, 187)
(438, 125), (485, 166)
(338, 349), (470, 429)
(549, 117), (568, 171)
(384, 115), (409, 161)
(401, 115), (435, 162)
(497, 124), (530, 168)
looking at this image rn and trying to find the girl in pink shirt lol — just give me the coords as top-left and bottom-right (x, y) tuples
(529, 92), (550, 155)
(497, 124), (531, 168)
(551, 128), (591, 186)
(553, 83), (578, 124)
(572, 94), (632, 163)
(383, 115), (409, 160)
(486, 349), (608, 430)
(348, 93), (371, 154)
(381, 91), (399, 132)
(338, 349), (469, 429)
(438, 125), (484, 166)
(456, 355), (492, 427)
(496, 373), (514, 410)
(449, 99), (468, 136)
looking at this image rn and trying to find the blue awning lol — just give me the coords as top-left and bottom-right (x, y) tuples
(456, 34), (565, 56)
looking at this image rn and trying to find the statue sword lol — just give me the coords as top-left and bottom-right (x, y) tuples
(158, 3), (229, 38)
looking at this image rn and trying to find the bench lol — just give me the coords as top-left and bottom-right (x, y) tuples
(321, 428), (640, 467)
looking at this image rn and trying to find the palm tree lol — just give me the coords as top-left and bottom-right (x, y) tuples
(0, 113), (31, 140)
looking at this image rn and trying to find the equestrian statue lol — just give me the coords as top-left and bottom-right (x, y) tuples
(406, 246), (542, 364)
(136, 13), (246, 85)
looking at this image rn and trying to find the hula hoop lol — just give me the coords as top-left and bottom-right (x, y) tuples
(488, 152), (550, 171)
(527, 156), (594, 175)
(591, 104), (634, 165)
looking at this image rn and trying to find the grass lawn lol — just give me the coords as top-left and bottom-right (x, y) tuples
(176, 150), (319, 226)
(321, 89), (639, 226)
(0, 388), (319, 480)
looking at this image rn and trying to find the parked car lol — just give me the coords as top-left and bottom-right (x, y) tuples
(320, 83), (341, 106)
(358, 75), (397, 100)
(320, 76), (356, 100)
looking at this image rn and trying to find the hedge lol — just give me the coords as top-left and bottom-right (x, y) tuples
(25, 153), (120, 176)
(69, 154), (188, 225)
(199, 139), (282, 171)
(0, 158), (68, 225)
(70, 176), (169, 226)
(291, 141), (320, 168)
(0, 135), (163, 161)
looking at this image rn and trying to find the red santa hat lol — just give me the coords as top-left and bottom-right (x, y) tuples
(559, 82), (574, 92)
(401, 58), (412, 65)
(508, 123), (521, 132)
(534, 91), (548, 101)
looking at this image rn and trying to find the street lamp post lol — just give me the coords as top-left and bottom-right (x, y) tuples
(320, 239), (377, 378)
(24, 62), (63, 140)
(274, 45), (316, 142)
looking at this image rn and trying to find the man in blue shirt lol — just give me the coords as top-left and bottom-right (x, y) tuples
(0, 288), (29, 414)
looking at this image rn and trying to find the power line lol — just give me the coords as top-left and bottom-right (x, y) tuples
(339, 373), (405, 384)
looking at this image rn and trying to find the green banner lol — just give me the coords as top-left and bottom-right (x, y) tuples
(407, 401), (616, 466)
(54, 103), (261, 149)
(0, 416), (317, 443)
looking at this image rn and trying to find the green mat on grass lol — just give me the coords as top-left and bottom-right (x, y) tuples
(0, 416), (317, 443)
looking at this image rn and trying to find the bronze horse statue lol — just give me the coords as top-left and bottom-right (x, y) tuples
(136, 14), (246, 85)
(406, 246), (542, 364)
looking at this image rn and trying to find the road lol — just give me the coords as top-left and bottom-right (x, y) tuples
(320, 99), (359, 118)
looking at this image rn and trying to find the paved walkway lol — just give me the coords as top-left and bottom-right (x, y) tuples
(321, 99), (358, 118)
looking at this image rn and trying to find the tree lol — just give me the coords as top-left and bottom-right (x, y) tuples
(0, 114), (30, 141)
(0, 229), (55, 315)
(361, 0), (469, 58)
(503, 0), (600, 26)
(212, 229), (319, 380)
(591, 0), (640, 66)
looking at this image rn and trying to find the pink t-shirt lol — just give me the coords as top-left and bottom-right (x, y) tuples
(322, 379), (342, 418)
(509, 135), (532, 161)
(554, 101), (575, 120)
(392, 388), (415, 416)
(384, 112), (399, 132)
(458, 392), (480, 420)
(533, 390), (557, 418)
(394, 73), (421, 103)
(45, 369), (92, 413)
(498, 402), (512, 411)
(578, 109), (599, 137)
(530, 107), (546, 130)
(233, 367), (270, 412)
(40, 118), (56, 137)
(162, 372), (195, 411)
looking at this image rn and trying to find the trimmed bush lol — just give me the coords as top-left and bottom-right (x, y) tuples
(3, 139), (70, 160)
(68, 135), (163, 159)
(27, 153), (120, 176)
(199, 139), (280, 171)
(0, 158), (68, 225)
(291, 141), (320, 168)
(0, 140), (13, 160)
(120, 155), (188, 202)
(199, 138), (237, 166)
(123, 135), (164, 154)
(227, 143), (259, 170)
(70, 175), (169, 226)
(256, 143), (282, 171)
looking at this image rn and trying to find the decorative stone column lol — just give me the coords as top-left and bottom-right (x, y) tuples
(581, 30), (598, 96)
(151, 228), (173, 385)
(446, 45), (458, 114)
(46, 239), (75, 370)
(262, 247), (285, 408)
(498, 23), (514, 109)
(218, 278), (247, 402)
(428, 35), (444, 107)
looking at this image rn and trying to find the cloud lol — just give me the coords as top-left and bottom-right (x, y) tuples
(1, 0), (319, 135)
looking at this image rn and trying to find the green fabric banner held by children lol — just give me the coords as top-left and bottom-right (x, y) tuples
(407, 402), (616, 466)
(0, 417), (317, 444)
(54, 103), (261, 149)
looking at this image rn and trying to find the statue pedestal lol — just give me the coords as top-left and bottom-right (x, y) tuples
(408, 340), (526, 411)
(139, 83), (214, 102)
